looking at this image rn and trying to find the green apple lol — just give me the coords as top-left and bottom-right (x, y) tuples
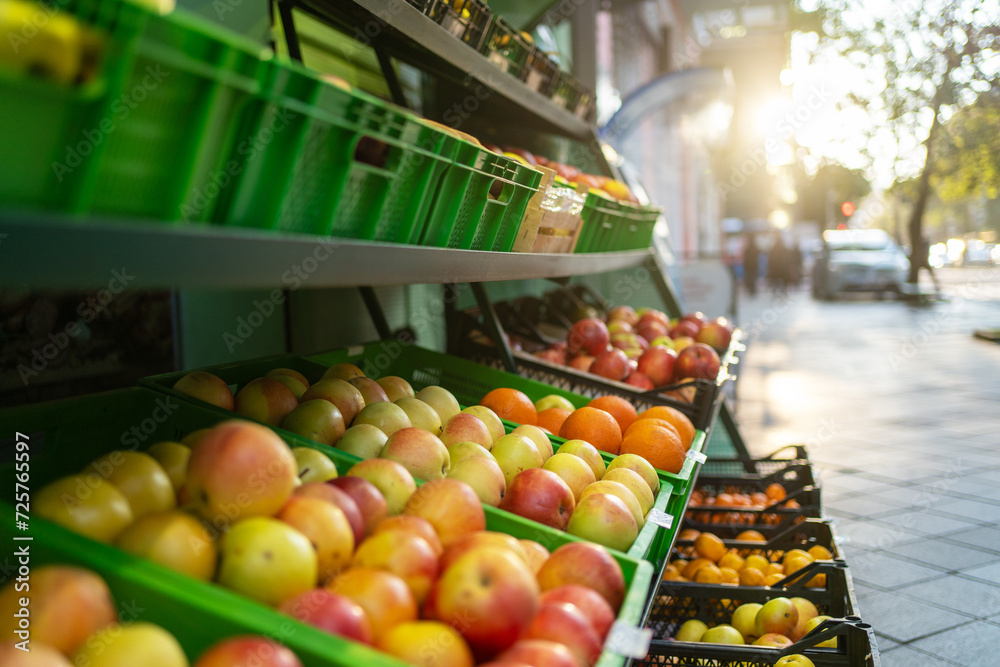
(336, 424), (388, 459)
(268, 374), (308, 399)
(146, 441), (191, 493)
(511, 424), (553, 462)
(291, 447), (339, 483)
(557, 439), (606, 479)
(380, 427), (450, 480)
(85, 451), (175, 519)
(353, 402), (412, 437)
(565, 493), (638, 552)
(301, 378), (366, 425)
(775, 655), (817, 667)
(348, 458), (417, 515)
(281, 399), (346, 446)
(491, 433), (544, 487)
(34, 475), (133, 543)
(415, 386), (462, 424)
(700, 624), (744, 644)
(72, 622), (188, 667)
(675, 619), (708, 642)
(447, 455), (506, 506)
(580, 480), (644, 527)
(542, 452), (596, 501)
(217, 517), (317, 607)
(534, 394), (575, 412)
(395, 397), (443, 435)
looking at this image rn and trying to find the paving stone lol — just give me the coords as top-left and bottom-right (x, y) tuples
(875, 509), (984, 536)
(963, 561), (1000, 586)
(910, 620), (1000, 666)
(942, 525), (1000, 553)
(847, 549), (945, 588)
(887, 538), (999, 571)
(879, 645), (961, 666)
(855, 590), (968, 642)
(897, 575), (1000, 617)
(935, 498), (1000, 523)
(835, 518), (931, 550)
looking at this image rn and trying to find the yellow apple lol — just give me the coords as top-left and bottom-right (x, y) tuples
(336, 424), (388, 459)
(217, 517), (318, 607)
(602, 468), (655, 514)
(447, 455), (506, 506)
(34, 475), (133, 543)
(460, 406), (505, 444)
(234, 377), (299, 427)
(380, 427), (450, 481)
(565, 493), (638, 552)
(534, 394), (576, 412)
(277, 496), (355, 584)
(72, 622), (188, 667)
(291, 447), (339, 483)
(85, 451), (175, 519)
(395, 397), (443, 435)
(376, 620), (474, 667)
(446, 441), (495, 465)
(115, 510), (217, 580)
(580, 480), (644, 527)
(146, 442), (191, 493)
(353, 402), (412, 437)
(675, 619), (708, 642)
(605, 453), (660, 496)
(348, 458), (417, 515)
(511, 424), (554, 462)
(415, 386), (462, 424)
(491, 433), (544, 486)
(281, 400), (346, 446)
(557, 439), (606, 479)
(542, 452), (596, 501)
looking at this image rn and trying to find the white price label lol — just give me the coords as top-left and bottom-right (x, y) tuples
(443, 16), (465, 38)
(488, 51), (509, 72)
(346, 345), (365, 356)
(604, 620), (652, 658)
(686, 449), (708, 464)
(646, 508), (674, 529)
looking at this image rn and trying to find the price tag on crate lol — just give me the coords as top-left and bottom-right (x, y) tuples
(686, 449), (708, 464)
(646, 508), (674, 530)
(604, 620), (652, 658)
(488, 51), (509, 72)
(525, 70), (544, 91)
(552, 94), (568, 109)
(442, 15), (466, 38)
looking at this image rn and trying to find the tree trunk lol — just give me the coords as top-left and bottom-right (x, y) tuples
(906, 108), (943, 284)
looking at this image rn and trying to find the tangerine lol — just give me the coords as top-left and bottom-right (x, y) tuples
(694, 532), (727, 562)
(480, 388), (537, 426)
(587, 396), (639, 433)
(559, 407), (622, 455)
(739, 567), (766, 586)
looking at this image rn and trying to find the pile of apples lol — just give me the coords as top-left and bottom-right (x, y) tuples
(0, 564), (306, 667)
(672, 594), (833, 655)
(31, 417), (629, 666)
(664, 530), (833, 589)
(532, 307), (733, 392)
(686, 482), (803, 527)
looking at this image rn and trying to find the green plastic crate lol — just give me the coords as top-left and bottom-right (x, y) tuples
(478, 14), (531, 78)
(217, 58), (456, 241)
(575, 193), (623, 253)
(419, 142), (542, 251)
(0, 386), (654, 667)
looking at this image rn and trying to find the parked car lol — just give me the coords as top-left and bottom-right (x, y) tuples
(811, 229), (910, 300)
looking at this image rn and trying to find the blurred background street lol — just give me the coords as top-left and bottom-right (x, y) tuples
(734, 267), (1000, 664)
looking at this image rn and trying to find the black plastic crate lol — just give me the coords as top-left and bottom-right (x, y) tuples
(424, 0), (492, 51)
(683, 481), (823, 539)
(479, 15), (531, 78)
(672, 519), (841, 563)
(702, 445), (813, 479)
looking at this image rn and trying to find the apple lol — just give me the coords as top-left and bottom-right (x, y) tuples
(376, 620), (475, 667)
(589, 348), (629, 381)
(801, 615), (836, 647)
(352, 530), (439, 604)
(326, 568), (418, 640)
(281, 400), (346, 447)
(557, 439), (606, 480)
(115, 510), (217, 580)
(266, 367), (310, 387)
(348, 458), (416, 515)
(675, 343), (721, 381)
(352, 402), (411, 437)
(502, 146), (538, 165)
(675, 619), (709, 642)
(497, 639), (577, 667)
(447, 441), (495, 465)
(607, 321), (633, 337)
(537, 541), (626, 612)
(327, 476), (388, 535)
(277, 496), (355, 583)
(491, 433), (544, 486)
(434, 547), (539, 660)
(193, 636), (303, 667)
(671, 337), (695, 354)
(610, 332), (637, 349)
(511, 424), (554, 461)
(234, 377), (299, 426)
(0, 565), (116, 655)
(540, 585), (615, 641)
(567, 354), (595, 371)
(565, 492), (638, 552)
(788, 597), (819, 640)
(403, 478), (485, 548)
(670, 319), (701, 339)
(580, 480), (645, 527)
(440, 413), (493, 450)
(172, 371), (233, 410)
(291, 447), (339, 483)
(72, 622), (187, 667)
(542, 452), (596, 501)
(776, 655), (817, 667)
(755, 597), (798, 637)
(649, 335), (675, 349)
(522, 602), (602, 667)
(624, 372), (655, 389)
(535, 348), (567, 365)
(380, 427), (450, 481)
(185, 420), (297, 525)
(636, 347), (678, 386)
(636, 321), (669, 343)
(680, 311), (708, 327)
(324, 363), (365, 382)
(696, 317), (734, 352)
(606, 453), (660, 496)
(607, 305), (638, 325)
(395, 396), (443, 435)
(146, 441), (190, 493)
(447, 455), (506, 506)
(535, 394), (575, 412)
(218, 517), (317, 606)
(279, 589), (372, 644)
(336, 424), (388, 459)
(0, 642), (73, 666)
(268, 374), (308, 400)
(416, 385), (462, 424)
(85, 450), (175, 519)
(567, 318), (610, 356)
(294, 483), (365, 546)
(700, 624), (744, 644)
(730, 602), (763, 642)
(754, 633), (793, 647)
(349, 376), (390, 405)
(301, 379), (366, 425)
(438, 532), (527, 571)
(499, 468), (575, 530)
(373, 515), (443, 556)
(34, 475), (133, 543)
(518, 539), (550, 575)
(181, 428), (212, 447)
(460, 405), (505, 445)
(376, 376), (415, 402)
(602, 468), (655, 514)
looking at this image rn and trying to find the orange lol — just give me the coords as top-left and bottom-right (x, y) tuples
(693, 564), (723, 584)
(719, 567), (740, 585)
(636, 406), (696, 450)
(480, 388), (537, 426)
(736, 529), (766, 542)
(559, 407), (622, 455)
(766, 563), (785, 576)
(764, 573), (786, 587)
(536, 407), (572, 435)
(587, 396), (639, 433)
(718, 551), (745, 571)
(624, 418), (680, 441)
(620, 424), (685, 474)
(739, 567), (766, 586)
(808, 545), (833, 561)
(742, 555), (770, 572)
(678, 528), (700, 541)
(765, 483), (787, 501)
(694, 532), (726, 562)
(682, 558), (714, 579)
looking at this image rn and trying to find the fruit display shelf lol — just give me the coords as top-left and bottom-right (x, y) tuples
(682, 480), (823, 540)
(699, 445), (813, 479)
(0, 386), (655, 667)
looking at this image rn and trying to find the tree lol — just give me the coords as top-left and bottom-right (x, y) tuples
(934, 91), (1000, 202)
(806, 0), (1000, 283)
(797, 163), (871, 228)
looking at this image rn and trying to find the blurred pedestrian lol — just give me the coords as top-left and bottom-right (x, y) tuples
(743, 233), (759, 295)
(767, 233), (792, 294)
(912, 234), (940, 292)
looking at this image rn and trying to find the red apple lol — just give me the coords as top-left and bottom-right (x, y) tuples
(499, 468), (575, 530)
(606, 320), (633, 335)
(607, 306), (638, 326)
(435, 547), (540, 660)
(498, 640), (578, 667)
(635, 321), (669, 343)
(193, 636), (303, 667)
(625, 372), (655, 390)
(567, 318), (610, 356)
(539, 585), (616, 641)
(301, 379), (366, 425)
(674, 343), (721, 381)
(610, 332), (638, 350)
(669, 319), (700, 339)
(537, 542), (626, 612)
(327, 477), (388, 536)
(680, 311), (709, 327)
(695, 317), (734, 352)
(279, 588), (372, 644)
(636, 347), (678, 386)
(295, 482), (365, 546)
(568, 355), (595, 371)
(403, 478), (486, 548)
(535, 348), (567, 365)
(588, 349), (628, 381)
(523, 602), (602, 667)
(172, 371), (234, 411)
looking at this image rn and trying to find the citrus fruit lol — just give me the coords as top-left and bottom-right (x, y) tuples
(619, 424), (685, 473)
(739, 567), (766, 586)
(480, 388), (537, 426)
(536, 407), (572, 435)
(587, 396), (638, 433)
(636, 406), (696, 449)
(694, 532), (726, 562)
(560, 407), (623, 455)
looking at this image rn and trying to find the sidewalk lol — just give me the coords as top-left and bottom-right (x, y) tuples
(731, 270), (1000, 665)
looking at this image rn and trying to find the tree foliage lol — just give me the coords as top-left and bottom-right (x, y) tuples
(934, 91), (1000, 202)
